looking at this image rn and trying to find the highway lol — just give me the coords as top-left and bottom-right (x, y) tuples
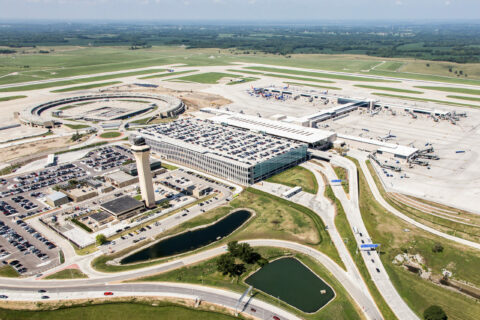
(307, 152), (419, 320)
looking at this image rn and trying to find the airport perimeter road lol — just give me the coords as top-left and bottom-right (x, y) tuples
(348, 150), (480, 251)
(1, 282), (300, 320)
(310, 155), (419, 320)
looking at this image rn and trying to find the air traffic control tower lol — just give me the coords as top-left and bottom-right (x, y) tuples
(131, 136), (156, 208)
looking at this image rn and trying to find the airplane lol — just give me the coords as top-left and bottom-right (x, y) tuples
(378, 130), (396, 141)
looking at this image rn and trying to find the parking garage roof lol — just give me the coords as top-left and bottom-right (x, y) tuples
(101, 195), (143, 216)
(210, 113), (335, 145)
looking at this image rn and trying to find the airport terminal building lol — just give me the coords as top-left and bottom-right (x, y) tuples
(133, 119), (308, 185)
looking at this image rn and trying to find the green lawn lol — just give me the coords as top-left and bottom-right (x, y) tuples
(0, 266), (19, 278)
(354, 85), (423, 94)
(51, 81), (121, 93)
(161, 163), (178, 171)
(447, 95), (480, 102)
(138, 247), (362, 320)
(0, 303), (238, 320)
(350, 157), (480, 320)
(43, 269), (88, 279)
(138, 70), (198, 79)
(92, 187), (343, 273)
(332, 166), (349, 194)
(172, 72), (241, 84)
(266, 166), (318, 194)
(371, 92), (480, 109)
(226, 77), (259, 85)
(100, 131), (122, 139)
(283, 81), (342, 91)
(0, 95), (27, 102)
(415, 86), (480, 95)
(0, 69), (160, 93)
(64, 124), (90, 129)
(245, 66), (398, 82)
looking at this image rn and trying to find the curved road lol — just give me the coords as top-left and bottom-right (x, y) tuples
(0, 239), (380, 320)
(349, 150), (480, 250)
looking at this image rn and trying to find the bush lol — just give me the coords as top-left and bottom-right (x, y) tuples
(432, 243), (444, 253)
(424, 305), (447, 320)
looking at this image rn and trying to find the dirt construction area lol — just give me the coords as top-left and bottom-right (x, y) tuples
(0, 135), (89, 163)
(108, 84), (231, 112)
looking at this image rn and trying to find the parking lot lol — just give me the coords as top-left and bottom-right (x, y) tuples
(0, 218), (59, 276)
(0, 145), (133, 275)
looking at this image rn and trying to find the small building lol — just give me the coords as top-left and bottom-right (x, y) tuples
(377, 145), (418, 163)
(86, 211), (114, 228)
(66, 187), (98, 203)
(104, 171), (138, 188)
(192, 184), (211, 198)
(121, 161), (165, 177)
(85, 178), (102, 189)
(282, 186), (302, 198)
(46, 154), (57, 168)
(46, 191), (69, 207)
(100, 195), (144, 220)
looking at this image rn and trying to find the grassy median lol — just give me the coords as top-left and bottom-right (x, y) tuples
(350, 157), (480, 320)
(266, 166), (318, 194)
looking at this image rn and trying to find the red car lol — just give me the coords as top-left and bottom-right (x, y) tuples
(273, 316), (280, 320)
(104, 292), (114, 296)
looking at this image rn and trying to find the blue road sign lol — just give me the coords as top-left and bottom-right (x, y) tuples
(360, 244), (380, 249)
(331, 179), (342, 183)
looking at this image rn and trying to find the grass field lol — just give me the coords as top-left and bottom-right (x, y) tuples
(99, 131), (122, 139)
(0, 266), (19, 278)
(415, 86), (480, 95)
(92, 187), (342, 272)
(226, 77), (259, 85)
(51, 81), (121, 93)
(245, 66), (398, 82)
(266, 166), (318, 194)
(2, 46), (480, 88)
(354, 85), (423, 94)
(0, 69), (160, 93)
(0, 95), (27, 102)
(350, 157), (480, 320)
(138, 70), (198, 79)
(447, 95), (480, 102)
(0, 302), (238, 320)
(43, 269), (88, 279)
(138, 247), (362, 320)
(64, 124), (90, 129)
(371, 92), (480, 109)
(172, 72), (241, 84)
(332, 166), (349, 194)
(283, 82), (342, 90)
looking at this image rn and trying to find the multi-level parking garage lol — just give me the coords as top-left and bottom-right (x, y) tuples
(18, 93), (185, 128)
(134, 119), (308, 185)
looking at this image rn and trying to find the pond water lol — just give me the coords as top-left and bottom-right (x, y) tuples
(245, 257), (335, 313)
(120, 209), (251, 264)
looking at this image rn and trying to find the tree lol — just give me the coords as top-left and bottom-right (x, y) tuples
(96, 234), (107, 246)
(423, 305), (447, 320)
(227, 241), (241, 256)
(216, 253), (235, 276)
(432, 243), (444, 253)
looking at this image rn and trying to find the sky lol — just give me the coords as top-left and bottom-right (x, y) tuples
(0, 0), (479, 21)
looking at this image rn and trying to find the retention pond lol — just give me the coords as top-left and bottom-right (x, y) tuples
(245, 257), (335, 313)
(121, 209), (252, 264)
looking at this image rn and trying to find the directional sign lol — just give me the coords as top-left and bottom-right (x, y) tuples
(331, 179), (342, 183)
(360, 244), (380, 249)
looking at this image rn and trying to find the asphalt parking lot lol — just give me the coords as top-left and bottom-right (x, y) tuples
(0, 145), (133, 275)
